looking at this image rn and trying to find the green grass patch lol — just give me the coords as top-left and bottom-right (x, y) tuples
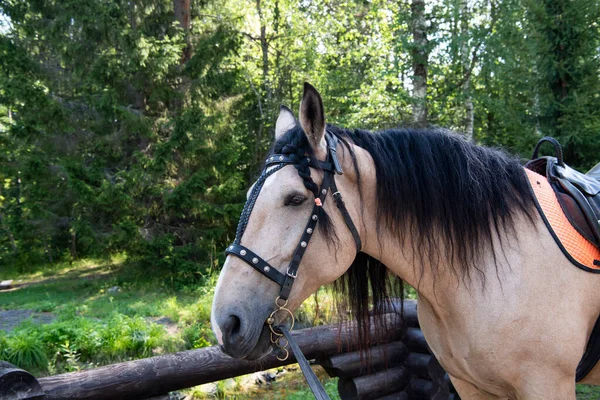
(0, 257), (219, 376)
(577, 384), (600, 400)
(184, 366), (341, 399)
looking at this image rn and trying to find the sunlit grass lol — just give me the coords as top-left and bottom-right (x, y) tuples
(184, 365), (341, 400)
(0, 257), (217, 376)
(1, 254), (127, 283)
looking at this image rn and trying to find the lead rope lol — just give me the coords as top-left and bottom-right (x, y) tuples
(276, 325), (332, 400)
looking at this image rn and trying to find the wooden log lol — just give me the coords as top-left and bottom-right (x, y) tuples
(338, 366), (410, 400)
(39, 313), (404, 400)
(404, 353), (431, 379)
(428, 356), (451, 400)
(0, 361), (46, 400)
(374, 391), (410, 400)
(407, 378), (433, 399)
(403, 327), (429, 354)
(407, 377), (456, 400)
(319, 341), (409, 378)
(0, 280), (13, 290)
(370, 299), (419, 328)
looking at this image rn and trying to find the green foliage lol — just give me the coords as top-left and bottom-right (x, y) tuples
(2, 313), (181, 373)
(0, 260), (219, 375)
(284, 379), (340, 400)
(3, 334), (48, 372)
(1, 0), (599, 276)
(576, 384), (600, 400)
(0, 0), (245, 276)
(182, 323), (214, 349)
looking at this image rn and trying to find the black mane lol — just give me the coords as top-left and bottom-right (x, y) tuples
(272, 125), (535, 351)
(336, 126), (535, 281)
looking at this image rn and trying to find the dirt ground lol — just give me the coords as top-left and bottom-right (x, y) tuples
(0, 309), (56, 332)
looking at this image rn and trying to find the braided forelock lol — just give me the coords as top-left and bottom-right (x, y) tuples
(280, 143), (319, 196)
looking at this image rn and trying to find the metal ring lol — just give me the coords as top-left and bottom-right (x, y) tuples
(267, 307), (295, 335)
(275, 347), (289, 361)
(276, 336), (289, 348)
(271, 330), (282, 343)
(275, 296), (288, 308)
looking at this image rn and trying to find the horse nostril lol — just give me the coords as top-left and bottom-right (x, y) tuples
(223, 315), (242, 338)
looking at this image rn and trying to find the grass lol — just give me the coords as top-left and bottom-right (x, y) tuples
(577, 384), (600, 400)
(0, 256), (217, 375)
(184, 365), (341, 399)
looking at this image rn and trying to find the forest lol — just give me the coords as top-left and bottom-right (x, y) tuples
(1, 0), (600, 279)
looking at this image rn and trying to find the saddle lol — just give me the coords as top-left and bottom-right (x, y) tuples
(525, 137), (600, 251)
(525, 137), (600, 382)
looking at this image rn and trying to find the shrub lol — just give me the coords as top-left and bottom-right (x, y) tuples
(6, 313), (183, 374)
(182, 323), (214, 349)
(5, 333), (48, 372)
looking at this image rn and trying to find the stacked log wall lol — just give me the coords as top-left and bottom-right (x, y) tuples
(317, 299), (460, 400)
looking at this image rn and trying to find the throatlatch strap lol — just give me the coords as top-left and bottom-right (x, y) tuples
(330, 179), (362, 252)
(225, 244), (286, 286)
(277, 326), (331, 400)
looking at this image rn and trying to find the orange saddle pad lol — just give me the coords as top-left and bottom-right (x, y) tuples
(525, 168), (600, 272)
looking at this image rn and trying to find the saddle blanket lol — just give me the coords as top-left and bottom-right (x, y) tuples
(525, 168), (600, 272)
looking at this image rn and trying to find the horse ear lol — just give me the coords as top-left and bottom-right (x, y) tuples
(275, 105), (296, 140)
(299, 82), (326, 152)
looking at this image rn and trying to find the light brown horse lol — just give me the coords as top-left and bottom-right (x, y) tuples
(211, 83), (600, 399)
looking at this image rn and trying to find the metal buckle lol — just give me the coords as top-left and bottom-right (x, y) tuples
(287, 268), (297, 278)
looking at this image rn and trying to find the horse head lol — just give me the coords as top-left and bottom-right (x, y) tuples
(211, 83), (364, 360)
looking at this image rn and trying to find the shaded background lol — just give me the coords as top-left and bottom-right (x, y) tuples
(1, 0), (600, 281)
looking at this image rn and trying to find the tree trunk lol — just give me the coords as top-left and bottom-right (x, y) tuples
(128, 2), (146, 111)
(253, 0), (270, 170)
(0, 212), (17, 252)
(173, 0), (191, 63)
(411, 0), (428, 128)
(256, 0), (271, 103)
(460, 0), (474, 140)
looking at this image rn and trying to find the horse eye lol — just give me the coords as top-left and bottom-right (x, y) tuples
(285, 194), (306, 206)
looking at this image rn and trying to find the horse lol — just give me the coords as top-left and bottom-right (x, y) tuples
(211, 82), (600, 399)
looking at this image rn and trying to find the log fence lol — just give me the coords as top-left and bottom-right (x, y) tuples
(0, 300), (459, 400)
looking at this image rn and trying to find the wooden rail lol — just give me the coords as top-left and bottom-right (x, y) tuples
(34, 314), (404, 400)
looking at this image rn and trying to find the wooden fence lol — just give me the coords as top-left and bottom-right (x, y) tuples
(0, 300), (458, 400)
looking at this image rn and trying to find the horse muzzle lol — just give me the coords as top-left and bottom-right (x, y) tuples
(216, 312), (273, 360)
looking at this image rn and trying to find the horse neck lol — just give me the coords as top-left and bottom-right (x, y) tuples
(350, 143), (490, 300)
(343, 144), (430, 292)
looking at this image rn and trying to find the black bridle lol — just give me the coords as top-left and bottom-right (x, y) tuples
(224, 132), (361, 399)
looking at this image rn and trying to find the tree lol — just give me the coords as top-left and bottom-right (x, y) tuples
(411, 0), (429, 128)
